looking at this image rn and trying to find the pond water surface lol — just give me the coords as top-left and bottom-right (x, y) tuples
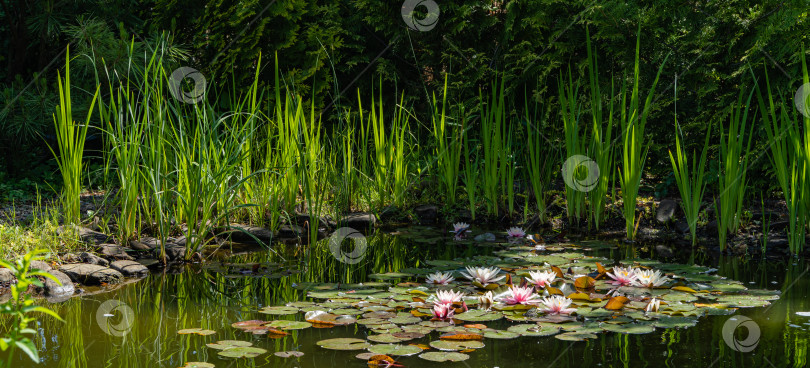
(6, 228), (810, 367)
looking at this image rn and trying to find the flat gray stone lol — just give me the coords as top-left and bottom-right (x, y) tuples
(0, 268), (15, 283)
(278, 224), (303, 238)
(30, 260), (52, 272)
(98, 244), (134, 260)
(656, 199), (677, 223)
(42, 270), (75, 297)
(414, 204), (438, 224)
(59, 263), (123, 285)
(339, 213), (377, 234)
(224, 223), (273, 243)
(110, 260), (149, 277)
(58, 225), (113, 245)
(79, 252), (109, 267)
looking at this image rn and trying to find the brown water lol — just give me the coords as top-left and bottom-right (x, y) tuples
(4, 229), (809, 367)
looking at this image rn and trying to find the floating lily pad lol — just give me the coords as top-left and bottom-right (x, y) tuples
(218, 347), (267, 358)
(419, 351), (470, 362)
(316, 338), (372, 351)
(555, 332), (598, 341)
(602, 323), (655, 334)
(266, 320), (312, 330)
(259, 306), (299, 315)
(181, 362), (214, 368)
(429, 340), (484, 351)
(368, 344), (423, 356)
(482, 330), (520, 339)
(368, 333), (410, 343)
(206, 340), (253, 350)
(454, 309), (504, 322)
(507, 324), (561, 337)
(178, 328), (216, 336)
(274, 351), (304, 358)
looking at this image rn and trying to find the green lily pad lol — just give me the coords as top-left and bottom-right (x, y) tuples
(454, 309), (504, 322)
(507, 324), (561, 336)
(419, 351), (470, 362)
(218, 347), (267, 358)
(316, 338), (372, 351)
(259, 306), (299, 315)
(652, 316), (699, 329)
(266, 320), (312, 330)
(555, 332), (598, 341)
(274, 351), (304, 358)
(429, 340), (484, 351)
(602, 323), (655, 334)
(206, 340), (253, 350)
(367, 333), (410, 343)
(368, 344), (423, 356)
(181, 362), (214, 368)
(482, 330), (520, 339)
(178, 328), (216, 336)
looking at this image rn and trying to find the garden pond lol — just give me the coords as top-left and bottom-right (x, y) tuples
(7, 227), (810, 367)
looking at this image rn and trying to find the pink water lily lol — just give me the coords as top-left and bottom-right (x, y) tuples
(606, 266), (638, 286)
(525, 270), (556, 288)
(450, 222), (470, 239)
(506, 227), (526, 240)
(541, 295), (577, 315)
(498, 285), (542, 305)
(433, 289), (465, 306)
(425, 271), (455, 285)
(432, 304), (455, 320)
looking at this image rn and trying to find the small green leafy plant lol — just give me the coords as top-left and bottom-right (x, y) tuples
(0, 249), (63, 367)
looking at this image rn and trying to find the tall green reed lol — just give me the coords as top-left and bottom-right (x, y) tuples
(479, 78), (513, 216)
(585, 29), (615, 230)
(431, 75), (462, 206)
(716, 89), (755, 250)
(559, 67), (588, 224)
(49, 48), (99, 225)
(668, 117), (710, 247)
(618, 28), (668, 240)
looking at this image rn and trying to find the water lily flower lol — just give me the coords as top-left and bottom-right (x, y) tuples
(606, 266), (638, 286)
(450, 222), (470, 239)
(498, 285), (542, 305)
(632, 269), (669, 288)
(433, 289), (465, 306)
(506, 227), (526, 240)
(540, 295), (577, 315)
(645, 298), (661, 312)
(478, 291), (494, 310)
(461, 266), (506, 286)
(432, 304), (455, 320)
(425, 271), (455, 285)
(525, 270), (556, 288)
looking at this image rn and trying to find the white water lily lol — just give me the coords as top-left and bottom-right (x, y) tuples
(607, 266), (638, 286)
(461, 266), (506, 285)
(632, 269), (669, 288)
(478, 291), (495, 310)
(525, 270), (556, 288)
(506, 227), (526, 239)
(540, 295), (576, 315)
(425, 271), (455, 285)
(433, 289), (465, 305)
(645, 298), (661, 312)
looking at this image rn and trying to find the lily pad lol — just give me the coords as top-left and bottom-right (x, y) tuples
(178, 328), (216, 336)
(274, 351), (304, 358)
(368, 344), (423, 356)
(429, 340), (484, 351)
(259, 306), (299, 315)
(266, 320), (312, 330)
(454, 309), (504, 322)
(419, 351), (470, 362)
(507, 324), (561, 337)
(218, 347), (267, 358)
(316, 338), (372, 351)
(555, 332), (598, 341)
(181, 363), (215, 368)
